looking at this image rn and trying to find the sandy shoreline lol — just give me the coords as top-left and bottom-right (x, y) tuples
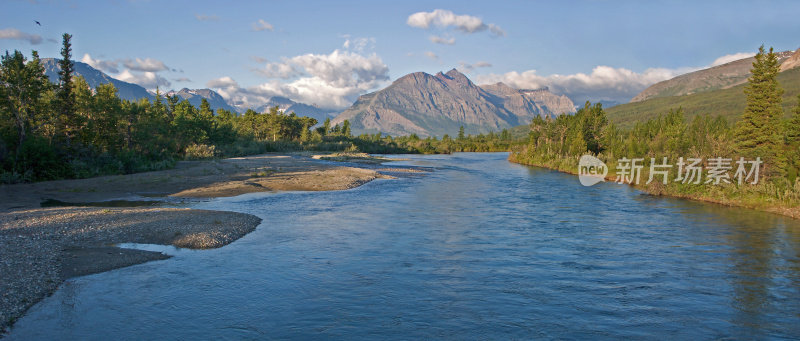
(0, 153), (409, 333)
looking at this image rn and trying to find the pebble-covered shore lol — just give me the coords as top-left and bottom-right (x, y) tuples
(0, 207), (261, 333)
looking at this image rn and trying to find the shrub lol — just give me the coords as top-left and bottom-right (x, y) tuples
(184, 143), (217, 160)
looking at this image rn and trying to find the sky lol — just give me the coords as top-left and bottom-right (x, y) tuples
(1, 0), (799, 109)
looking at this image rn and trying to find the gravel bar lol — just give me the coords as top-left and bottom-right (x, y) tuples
(0, 207), (261, 333)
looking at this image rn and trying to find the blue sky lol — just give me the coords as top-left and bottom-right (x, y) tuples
(1, 0), (799, 108)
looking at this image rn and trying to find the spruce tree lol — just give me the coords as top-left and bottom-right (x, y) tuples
(786, 94), (800, 181)
(786, 94), (800, 146)
(58, 33), (78, 145)
(734, 45), (785, 177)
(323, 117), (331, 136)
(342, 119), (351, 137)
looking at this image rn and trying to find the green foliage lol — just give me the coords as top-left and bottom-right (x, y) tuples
(734, 46), (786, 177)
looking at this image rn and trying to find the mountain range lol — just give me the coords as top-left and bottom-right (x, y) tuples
(630, 49), (798, 102)
(608, 48), (800, 128)
(40, 59), (333, 119)
(255, 97), (338, 123)
(163, 88), (238, 113)
(41, 58), (151, 102)
(332, 69), (575, 137)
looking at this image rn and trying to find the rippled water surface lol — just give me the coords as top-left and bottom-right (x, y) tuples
(7, 153), (800, 339)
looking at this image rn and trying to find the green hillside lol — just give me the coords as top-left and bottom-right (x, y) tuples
(606, 67), (800, 129)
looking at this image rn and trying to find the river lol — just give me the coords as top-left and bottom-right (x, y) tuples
(6, 153), (800, 339)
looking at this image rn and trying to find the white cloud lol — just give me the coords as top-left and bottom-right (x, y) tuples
(82, 54), (169, 74)
(711, 52), (755, 67)
(472, 50), (756, 104)
(251, 19), (274, 32)
(475, 66), (695, 104)
(195, 14), (219, 21)
(429, 35), (455, 45)
(81, 53), (120, 74)
(424, 51), (439, 60)
(115, 70), (171, 89)
(206, 76), (239, 89)
(255, 61), (299, 79)
(210, 49), (389, 109)
(342, 37), (375, 52)
(0, 28), (42, 45)
(488, 24), (506, 37)
(81, 54), (172, 90)
(407, 9), (504, 37)
(122, 57), (169, 72)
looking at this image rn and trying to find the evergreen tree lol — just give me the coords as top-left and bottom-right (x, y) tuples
(458, 126), (465, 140)
(786, 94), (800, 147)
(786, 94), (800, 181)
(580, 102), (607, 155)
(342, 119), (351, 137)
(57, 33), (79, 145)
(199, 98), (213, 119)
(323, 117), (331, 136)
(733, 45), (786, 177)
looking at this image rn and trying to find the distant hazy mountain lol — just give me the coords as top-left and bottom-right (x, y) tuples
(165, 88), (237, 113)
(630, 49), (796, 103)
(780, 48), (800, 72)
(607, 66), (800, 129)
(331, 69), (575, 137)
(256, 96), (338, 123)
(41, 58), (152, 102)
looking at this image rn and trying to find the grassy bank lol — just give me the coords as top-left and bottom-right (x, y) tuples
(508, 148), (800, 219)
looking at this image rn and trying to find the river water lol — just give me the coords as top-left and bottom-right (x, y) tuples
(6, 153), (800, 339)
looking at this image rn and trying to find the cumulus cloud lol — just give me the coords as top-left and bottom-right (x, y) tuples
(206, 76), (239, 89)
(115, 70), (171, 89)
(251, 19), (274, 32)
(255, 61), (299, 79)
(407, 9), (505, 37)
(342, 37), (375, 52)
(81, 53), (120, 74)
(459, 61), (492, 72)
(212, 49), (389, 109)
(487, 24), (506, 37)
(0, 28), (43, 45)
(195, 14), (219, 21)
(475, 66), (694, 104)
(711, 52), (756, 67)
(429, 35), (455, 45)
(474, 50), (763, 104)
(424, 51), (439, 60)
(122, 57), (169, 72)
(81, 54), (170, 74)
(81, 53), (173, 90)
